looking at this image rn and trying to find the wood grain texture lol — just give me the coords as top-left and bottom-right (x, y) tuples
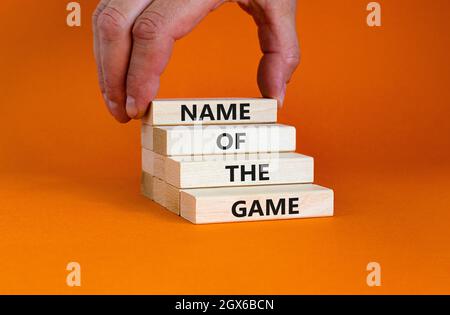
(142, 149), (314, 188)
(141, 172), (180, 215)
(142, 98), (277, 126)
(141, 171), (154, 200)
(141, 123), (296, 156)
(141, 123), (153, 150)
(180, 184), (333, 224)
(141, 149), (165, 180)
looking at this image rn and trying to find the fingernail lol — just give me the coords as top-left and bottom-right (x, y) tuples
(108, 99), (118, 110)
(278, 83), (287, 108)
(126, 96), (138, 118)
(103, 94), (117, 113)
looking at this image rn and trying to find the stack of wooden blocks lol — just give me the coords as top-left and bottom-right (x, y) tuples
(141, 98), (334, 224)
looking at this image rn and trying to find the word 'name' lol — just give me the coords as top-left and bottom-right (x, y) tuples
(181, 103), (251, 122)
(232, 198), (299, 217)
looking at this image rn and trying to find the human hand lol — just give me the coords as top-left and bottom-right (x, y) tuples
(93, 0), (300, 123)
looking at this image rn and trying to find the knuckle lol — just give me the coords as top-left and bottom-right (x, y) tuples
(92, 10), (101, 26)
(284, 46), (301, 69)
(133, 10), (166, 41)
(97, 7), (129, 41)
(92, 2), (107, 25)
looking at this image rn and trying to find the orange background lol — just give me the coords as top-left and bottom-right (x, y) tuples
(0, 0), (449, 294)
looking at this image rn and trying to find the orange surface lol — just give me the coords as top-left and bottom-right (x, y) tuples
(0, 0), (449, 294)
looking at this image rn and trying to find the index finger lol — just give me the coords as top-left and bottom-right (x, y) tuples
(125, 0), (223, 119)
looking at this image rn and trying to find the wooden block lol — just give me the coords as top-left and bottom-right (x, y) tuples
(143, 172), (332, 224)
(152, 176), (166, 206)
(141, 123), (153, 150)
(142, 98), (277, 126)
(141, 149), (164, 179)
(141, 171), (154, 200)
(141, 172), (180, 214)
(180, 184), (333, 224)
(141, 123), (296, 156)
(164, 183), (181, 214)
(142, 149), (314, 188)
